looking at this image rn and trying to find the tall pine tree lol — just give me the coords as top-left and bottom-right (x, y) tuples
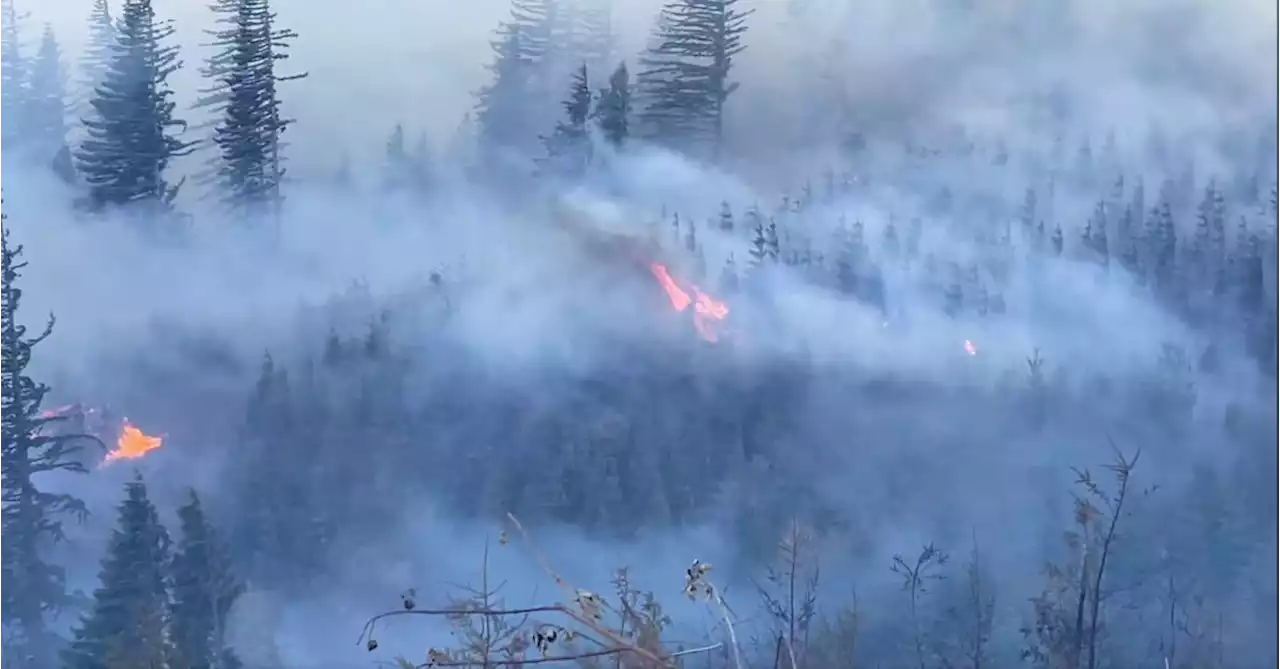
(594, 61), (630, 150)
(380, 126), (434, 195)
(474, 0), (556, 168)
(206, 0), (305, 219)
(26, 25), (72, 173)
(190, 0), (243, 193)
(63, 475), (172, 669)
(540, 63), (592, 178)
(567, 0), (614, 79)
(1, 223), (90, 669)
(0, 0), (29, 158)
(171, 490), (244, 669)
(76, 0), (194, 212)
(636, 0), (752, 159)
(78, 0), (115, 115)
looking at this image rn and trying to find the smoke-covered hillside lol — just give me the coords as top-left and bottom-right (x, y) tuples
(0, 0), (1276, 668)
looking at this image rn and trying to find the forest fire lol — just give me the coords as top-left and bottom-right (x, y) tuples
(547, 204), (731, 342)
(648, 262), (730, 343)
(37, 405), (163, 465)
(103, 422), (164, 465)
(963, 339), (978, 356)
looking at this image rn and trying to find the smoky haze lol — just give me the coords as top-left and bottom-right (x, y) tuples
(1, 0), (1276, 668)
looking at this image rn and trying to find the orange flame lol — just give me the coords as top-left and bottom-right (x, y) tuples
(103, 421), (163, 465)
(648, 262), (730, 343)
(963, 339), (977, 356)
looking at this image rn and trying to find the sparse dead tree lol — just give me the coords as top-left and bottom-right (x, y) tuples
(1022, 446), (1140, 669)
(1159, 558), (1228, 669)
(1171, 594), (1226, 669)
(359, 514), (722, 669)
(892, 543), (950, 669)
(942, 534), (995, 669)
(753, 520), (819, 669)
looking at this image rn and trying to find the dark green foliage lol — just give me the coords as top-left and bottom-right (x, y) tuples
(206, 0), (306, 219)
(192, 0), (238, 116)
(636, 0), (752, 158)
(565, 0), (614, 77)
(63, 476), (171, 669)
(380, 126), (434, 195)
(25, 25), (70, 168)
(594, 60), (630, 149)
(75, 0), (194, 212)
(78, 0), (115, 110)
(1, 224), (90, 669)
(0, 0), (28, 158)
(233, 353), (326, 586)
(171, 491), (243, 669)
(475, 0), (555, 162)
(748, 217), (769, 267)
(717, 200), (733, 232)
(540, 63), (593, 178)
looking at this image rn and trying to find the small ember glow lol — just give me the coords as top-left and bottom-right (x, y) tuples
(648, 262), (730, 343)
(38, 404), (76, 419)
(103, 421), (163, 465)
(963, 339), (978, 356)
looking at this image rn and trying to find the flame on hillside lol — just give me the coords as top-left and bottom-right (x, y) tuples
(36, 404), (164, 465)
(103, 421), (164, 465)
(963, 339), (977, 356)
(649, 262), (730, 343)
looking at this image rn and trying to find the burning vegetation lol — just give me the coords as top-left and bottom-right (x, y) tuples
(648, 261), (731, 343)
(39, 404), (164, 466)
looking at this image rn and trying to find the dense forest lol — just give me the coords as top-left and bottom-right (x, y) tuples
(0, 0), (1276, 667)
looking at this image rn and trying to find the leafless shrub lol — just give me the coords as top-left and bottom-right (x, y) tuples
(358, 513), (723, 669)
(939, 534), (995, 669)
(891, 543), (950, 669)
(1021, 445), (1141, 669)
(752, 521), (819, 669)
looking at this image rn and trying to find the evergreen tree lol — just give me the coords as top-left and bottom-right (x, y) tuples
(748, 218), (768, 267)
(568, 0), (614, 77)
(234, 354), (328, 589)
(76, 0), (194, 212)
(0, 0), (29, 157)
(717, 200), (733, 232)
(208, 0), (306, 219)
(189, 0), (243, 193)
(25, 26), (71, 169)
(540, 63), (592, 178)
(63, 475), (171, 669)
(636, 0), (752, 159)
(474, 0), (556, 164)
(171, 490), (244, 669)
(1148, 194), (1179, 297)
(382, 123), (411, 191)
(377, 125), (432, 195)
(593, 60), (630, 149)
(78, 0), (115, 115)
(1, 224), (90, 669)
(719, 253), (739, 293)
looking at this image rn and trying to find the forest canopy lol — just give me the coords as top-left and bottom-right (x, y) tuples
(0, 0), (1276, 667)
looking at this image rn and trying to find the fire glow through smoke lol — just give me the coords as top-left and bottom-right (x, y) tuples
(104, 422), (164, 465)
(648, 262), (730, 343)
(37, 404), (164, 466)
